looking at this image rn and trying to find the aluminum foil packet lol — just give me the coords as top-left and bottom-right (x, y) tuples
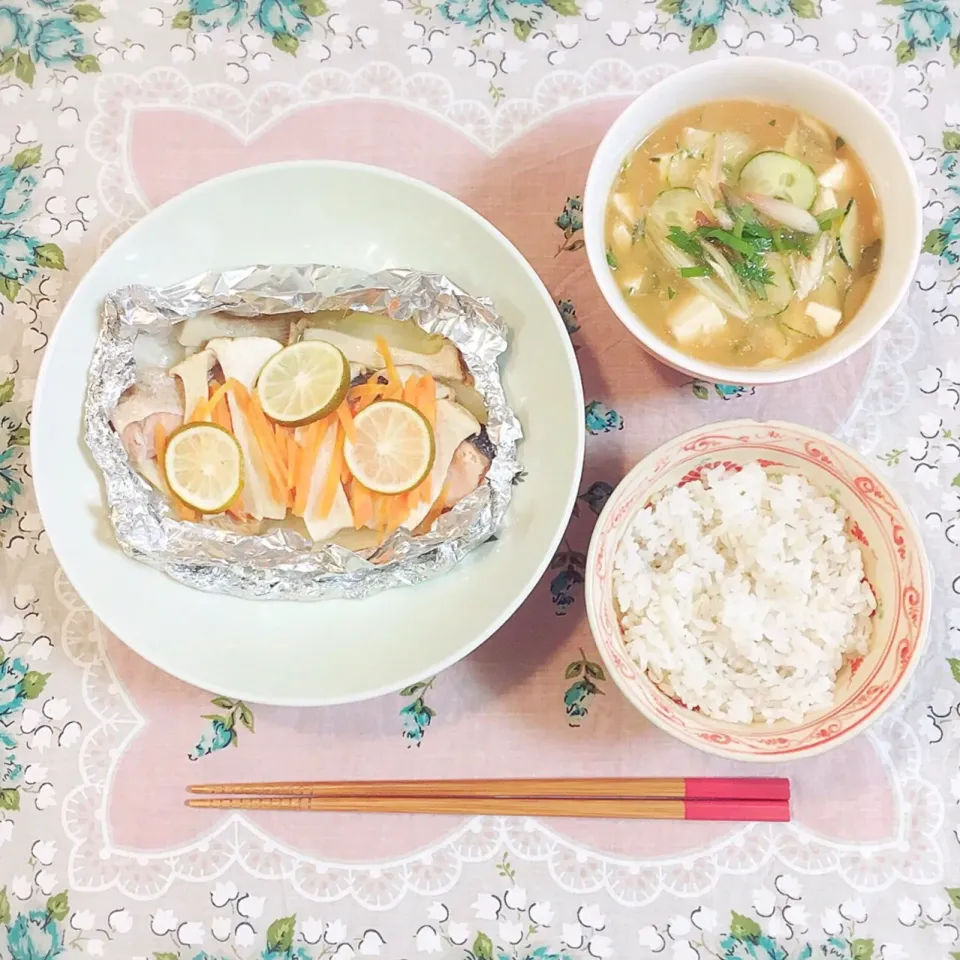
(84, 265), (523, 600)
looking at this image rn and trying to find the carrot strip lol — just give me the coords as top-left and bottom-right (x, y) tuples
(189, 398), (210, 423)
(350, 482), (374, 530)
(336, 402), (357, 445)
(174, 500), (197, 522)
(376, 336), (399, 386)
(153, 421), (168, 465)
(403, 376), (419, 407)
(384, 492), (410, 537)
(419, 375), (436, 427)
(316, 425), (344, 519)
(232, 385), (287, 493)
(209, 381), (233, 412)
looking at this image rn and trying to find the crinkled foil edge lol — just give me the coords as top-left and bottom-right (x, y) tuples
(84, 265), (522, 600)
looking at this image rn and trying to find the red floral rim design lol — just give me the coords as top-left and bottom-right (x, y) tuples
(586, 421), (931, 761)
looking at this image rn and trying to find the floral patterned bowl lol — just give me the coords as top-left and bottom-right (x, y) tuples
(584, 420), (931, 762)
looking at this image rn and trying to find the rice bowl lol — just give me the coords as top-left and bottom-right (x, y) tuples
(585, 420), (930, 761)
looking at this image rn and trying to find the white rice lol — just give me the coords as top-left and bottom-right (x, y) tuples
(612, 463), (876, 725)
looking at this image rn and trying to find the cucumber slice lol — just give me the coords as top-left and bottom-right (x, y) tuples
(648, 187), (710, 232)
(739, 151), (819, 210)
(838, 199), (861, 269)
(753, 252), (794, 318)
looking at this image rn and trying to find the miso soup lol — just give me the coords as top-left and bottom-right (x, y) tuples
(604, 101), (882, 366)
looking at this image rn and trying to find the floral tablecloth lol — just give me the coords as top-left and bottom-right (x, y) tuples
(3, 0), (960, 958)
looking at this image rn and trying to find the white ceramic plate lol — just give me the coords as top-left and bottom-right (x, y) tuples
(32, 161), (584, 705)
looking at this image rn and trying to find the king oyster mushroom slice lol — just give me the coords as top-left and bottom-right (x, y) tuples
(302, 327), (466, 382)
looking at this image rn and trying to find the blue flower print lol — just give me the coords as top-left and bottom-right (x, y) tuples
(188, 697), (254, 760)
(549, 541), (585, 614)
(562, 649), (605, 726)
(31, 0), (75, 8)
(740, 0), (788, 14)
(0, 6), (31, 50)
(924, 207), (960, 264)
(585, 401), (623, 435)
(577, 480), (613, 516)
(3, 748), (22, 784)
(189, 0), (246, 30)
(0, 445), (25, 520)
(0, 228), (39, 287)
(674, 0), (728, 29)
(438, 0), (548, 29)
(0, 167), (37, 221)
(31, 17), (84, 65)
(6, 909), (65, 960)
(901, 0), (952, 47)
(398, 678), (436, 746)
(253, 0), (312, 52)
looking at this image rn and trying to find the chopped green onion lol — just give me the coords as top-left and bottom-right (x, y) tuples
(816, 207), (843, 230)
(631, 218), (645, 243)
(699, 228), (756, 257)
(667, 226), (703, 259)
(667, 287), (677, 300)
(768, 119), (777, 127)
(835, 136), (845, 150)
(606, 249), (618, 270)
(680, 265), (711, 278)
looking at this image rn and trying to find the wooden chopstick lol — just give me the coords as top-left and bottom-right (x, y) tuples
(185, 794), (790, 821)
(187, 777), (790, 801)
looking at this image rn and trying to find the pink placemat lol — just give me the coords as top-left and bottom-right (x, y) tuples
(91, 96), (900, 872)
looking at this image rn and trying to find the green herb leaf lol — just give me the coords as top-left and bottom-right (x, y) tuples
(513, 19), (532, 41)
(15, 52), (35, 86)
(699, 227), (756, 257)
(171, 10), (192, 27)
(789, 0), (819, 17)
(816, 207), (844, 230)
(689, 24), (716, 51)
(606, 249), (618, 270)
(680, 265), (711, 278)
(12, 145), (42, 170)
(895, 40), (915, 64)
(944, 131), (960, 152)
(71, 3), (104, 21)
(266, 916), (296, 952)
(46, 891), (69, 921)
(667, 225), (703, 259)
(667, 287), (676, 300)
(272, 32), (299, 54)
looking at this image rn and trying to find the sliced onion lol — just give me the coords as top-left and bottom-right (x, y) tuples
(744, 193), (820, 234)
(694, 174), (734, 230)
(788, 234), (830, 300)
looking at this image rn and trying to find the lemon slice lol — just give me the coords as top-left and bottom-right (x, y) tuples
(344, 400), (435, 495)
(255, 340), (349, 426)
(163, 422), (243, 514)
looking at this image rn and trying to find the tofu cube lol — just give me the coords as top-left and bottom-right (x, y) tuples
(669, 295), (726, 344)
(805, 301), (842, 337)
(812, 187), (837, 216)
(818, 161), (847, 190)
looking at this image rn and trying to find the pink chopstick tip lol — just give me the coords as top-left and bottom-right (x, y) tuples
(684, 777), (790, 802)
